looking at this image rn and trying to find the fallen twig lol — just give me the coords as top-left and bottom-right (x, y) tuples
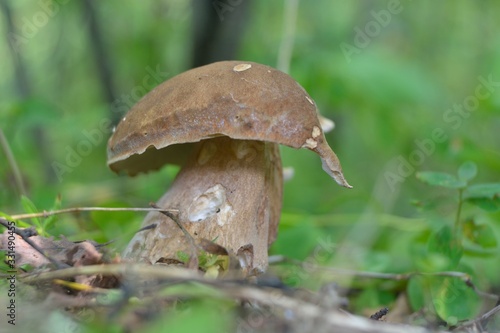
(454, 303), (500, 332)
(9, 206), (179, 221)
(16, 263), (446, 333)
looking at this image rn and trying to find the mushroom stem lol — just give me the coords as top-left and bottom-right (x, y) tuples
(123, 136), (283, 274)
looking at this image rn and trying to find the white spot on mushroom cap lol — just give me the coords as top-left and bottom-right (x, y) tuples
(305, 96), (314, 105)
(233, 64), (252, 72)
(112, 126), (116, 133)
(312, 126), (321, 139)
(122, 117), (126, 122)
(188, 184), (233, 226)
(302, 138), (318, 149)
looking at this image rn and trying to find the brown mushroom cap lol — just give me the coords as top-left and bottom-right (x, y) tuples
(107, 60), (350, 187)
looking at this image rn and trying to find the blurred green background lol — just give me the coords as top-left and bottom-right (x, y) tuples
(1, 0), (499, 287)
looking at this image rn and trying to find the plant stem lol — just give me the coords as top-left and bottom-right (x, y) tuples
(0, 128), (27, 196)
(454, 189), (464, 243)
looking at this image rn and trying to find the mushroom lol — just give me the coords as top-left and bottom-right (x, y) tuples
(107, 61), (351, 274)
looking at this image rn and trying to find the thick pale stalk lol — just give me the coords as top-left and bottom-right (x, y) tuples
(123, 136), (282, 274)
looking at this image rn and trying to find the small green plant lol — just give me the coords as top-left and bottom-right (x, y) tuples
(4, 195), (62, 237)
(177, 250), (229, 277)
(408, 161), (500, 324)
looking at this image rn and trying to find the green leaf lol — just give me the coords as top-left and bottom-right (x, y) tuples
(463, 219), (497, 249)
(464, 183), (500, 199)
(462, 219), (498, 256)
(431, 274), (481, 323)
(43, 194), (62, 235)
(427, 226), (463, 270)
(0, 250), (12, 274)
(464, 183), (500, 211)
(0, 212), (31, 229)
(416, 172), (466, 189)
(407, 277), (427, 312)
(20, 195), (44, 234)
(177, 251), (190, 263)
(457, 161), (477, 182)
(409, 270), (482, 324)
(466, 197), (500, 212)
(463, 244), (498, 257)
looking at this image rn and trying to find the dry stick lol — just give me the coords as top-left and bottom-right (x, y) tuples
(10, 206), (180, 221)
(225, 286), (441, 333)
(456, 303), (500, 331)
(18, 263), (201, 283)
(0, 128), (27, 196)
(0, 217), (36, 237)
(18, 264), (444, 333)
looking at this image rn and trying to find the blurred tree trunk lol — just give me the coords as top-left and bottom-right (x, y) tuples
(0, 0), (30, 97)
(0, 0), (54, 186)
(81, 0), (119, 124)
(191, 0), (252, 67)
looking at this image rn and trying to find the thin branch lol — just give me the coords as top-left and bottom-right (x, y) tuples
(0, 128), (27, 196)
(17, 263), (444, 333)
(455, 303), (500, 331)
(18, 263), (202, 283)
(0, 217), (35, 236)
(8, 206), (179, 221)
(226, 286), (443, 333)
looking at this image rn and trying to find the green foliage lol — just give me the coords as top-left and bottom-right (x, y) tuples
(0, 250), (11, 275)
(464, 183), (500, 212)
(88, 200), (140, 247)
(177, 250), (229, 274)
(416, 172), (466, 189)
(18, 194), (62, 237)
(408, 162), (497, 322)
(144, 298), (234, 333)
(462, 218), (498, 256)
(408, 273), (480, 325)
(458, 161), (478, 183)
(271, 162), (498, 323)
(426, 226), (463, 271)
(20, 195), (44, 234)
